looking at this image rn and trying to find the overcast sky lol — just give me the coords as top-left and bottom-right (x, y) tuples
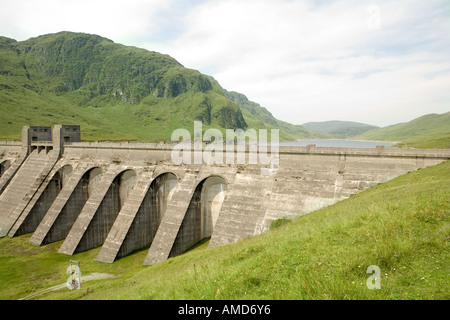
(1, 0), (449, 127)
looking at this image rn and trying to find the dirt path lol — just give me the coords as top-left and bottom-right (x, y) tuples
(19, 273), (119, 300)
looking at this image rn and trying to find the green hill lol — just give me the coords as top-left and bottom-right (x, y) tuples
(302, 120), (378, 138)
(0, 31), (318, 142)
(1, 160), (448, 300)
(358, 112), (450, 148)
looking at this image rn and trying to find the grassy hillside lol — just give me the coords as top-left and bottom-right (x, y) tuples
(358, 112), (450, 148)
(302, 120), (378, 138)
(0, 161), (448, 300)
(0, 32), (319, 142)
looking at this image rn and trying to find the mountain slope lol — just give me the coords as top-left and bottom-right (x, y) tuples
(302, 120), (378, 138)
(0, 31), (318, 142)
(358, 112), (450, 148)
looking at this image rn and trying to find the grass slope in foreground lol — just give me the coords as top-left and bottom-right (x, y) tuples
(0, 161), (449, 300)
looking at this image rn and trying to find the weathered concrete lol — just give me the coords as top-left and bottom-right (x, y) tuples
(0, 159), (11, 178)
(0, 125), (74, 237)
(144, 166), (236, 265)
(143, 171), (202, 265)
(0, 128), (32, 194)
(169, 170), (233, 258)
(0, 149), (60, 237)
(29, 164), (104, 246)
(9, 163), (73, 237)
(1, 125), (449, 266)
(58, 165), (137, 255)
(0, 147), (23, 195)
(97, 168), (179, 263)
(209, 166), (275, 248)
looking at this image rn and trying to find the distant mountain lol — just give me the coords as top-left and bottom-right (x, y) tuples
(302, 120), (378, 138)
(0, 31), (319, 142)
(358, 112), (450, 148)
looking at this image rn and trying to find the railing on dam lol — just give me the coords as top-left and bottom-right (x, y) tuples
(3, 138), (449, 156)
(278, 145), (450, 158)
(61, 141), (450, 158)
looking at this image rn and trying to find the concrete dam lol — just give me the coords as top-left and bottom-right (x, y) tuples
(0, 125), (449, 265)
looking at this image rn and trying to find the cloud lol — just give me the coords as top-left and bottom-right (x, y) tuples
(0, 0), (171, 43)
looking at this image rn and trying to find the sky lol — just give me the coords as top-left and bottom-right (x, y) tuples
(0, 0), (449, 127)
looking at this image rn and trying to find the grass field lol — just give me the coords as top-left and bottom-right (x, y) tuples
(0, 161), (448, 300)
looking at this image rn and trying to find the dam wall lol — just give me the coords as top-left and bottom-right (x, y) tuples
(0, 126), (448, 265)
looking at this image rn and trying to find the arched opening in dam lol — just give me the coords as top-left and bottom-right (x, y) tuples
(115, 172), (178, 260)
(41, 167), (103, 245)
(170, 175), (227, 258)
(0, 160), (11, 178)
(74, 169), (137, 254)
(14, 164), (73, 236)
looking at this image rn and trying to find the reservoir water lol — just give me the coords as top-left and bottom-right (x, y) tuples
(280, 139), (394, 148)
